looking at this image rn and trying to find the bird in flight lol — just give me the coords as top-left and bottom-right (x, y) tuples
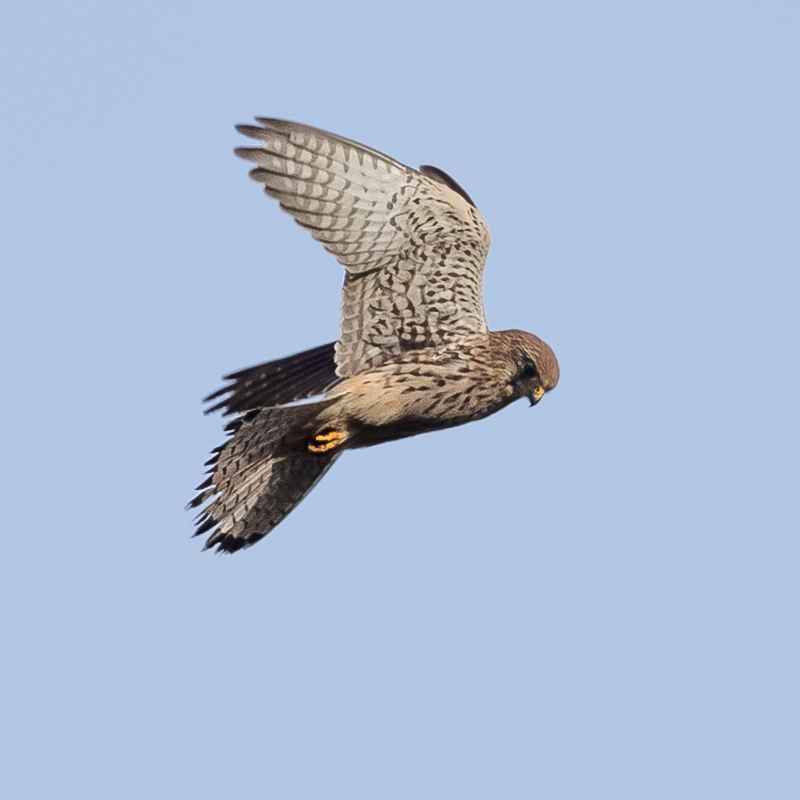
(190, 119), (559, 552)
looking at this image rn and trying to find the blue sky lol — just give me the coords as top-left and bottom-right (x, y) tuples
(3, 1), (799, 797)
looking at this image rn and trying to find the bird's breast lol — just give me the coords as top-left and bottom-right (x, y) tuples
(330, 354), (517, 443)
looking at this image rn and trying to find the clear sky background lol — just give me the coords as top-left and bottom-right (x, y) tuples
(2, 2), (798, 798)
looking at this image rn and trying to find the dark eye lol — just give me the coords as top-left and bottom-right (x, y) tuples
(520, 363), (538, 379)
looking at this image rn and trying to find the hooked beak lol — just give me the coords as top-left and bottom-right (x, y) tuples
(528, 386), (545, 407)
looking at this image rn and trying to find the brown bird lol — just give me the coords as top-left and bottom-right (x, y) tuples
(190, 119), (559, 552)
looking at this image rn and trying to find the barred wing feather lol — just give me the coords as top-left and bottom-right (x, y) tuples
(235, 119), (491, 377)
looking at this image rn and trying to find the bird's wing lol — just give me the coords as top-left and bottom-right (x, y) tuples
(235, 119), (491, 377)
(189, 402), (341, 553)
(203, 342), (339, 416)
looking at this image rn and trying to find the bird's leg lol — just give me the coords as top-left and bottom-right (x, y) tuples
(308, 429), (344, 453)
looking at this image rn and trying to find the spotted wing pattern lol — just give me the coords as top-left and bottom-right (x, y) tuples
(235, 119), (492, 377)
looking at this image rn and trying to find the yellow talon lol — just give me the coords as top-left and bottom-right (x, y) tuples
(308, 430), (343, 453)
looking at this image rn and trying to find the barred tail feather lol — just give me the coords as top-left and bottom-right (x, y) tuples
(189, 399), (340, 553)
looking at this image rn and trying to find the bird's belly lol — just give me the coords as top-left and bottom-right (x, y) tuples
(344, 378), (513, 448)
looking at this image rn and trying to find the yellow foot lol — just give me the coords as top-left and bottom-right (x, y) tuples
(308, 429), (344, 453)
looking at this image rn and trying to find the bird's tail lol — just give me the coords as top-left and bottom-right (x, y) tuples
(189, 398), (342, 552)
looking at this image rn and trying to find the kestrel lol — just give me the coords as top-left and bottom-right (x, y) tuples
(191, 119), (559, 552)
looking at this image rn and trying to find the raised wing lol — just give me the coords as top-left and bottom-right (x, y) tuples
(235, 119), (491, 377)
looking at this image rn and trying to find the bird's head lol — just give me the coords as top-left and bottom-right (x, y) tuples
(509, 332), (560, 407)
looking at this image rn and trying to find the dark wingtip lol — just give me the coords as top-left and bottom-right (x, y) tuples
(235, 123), (263, 139)
(193, 515), (218, 537)
(203, 531), (250, 554)
(201, 343), (339, 418)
